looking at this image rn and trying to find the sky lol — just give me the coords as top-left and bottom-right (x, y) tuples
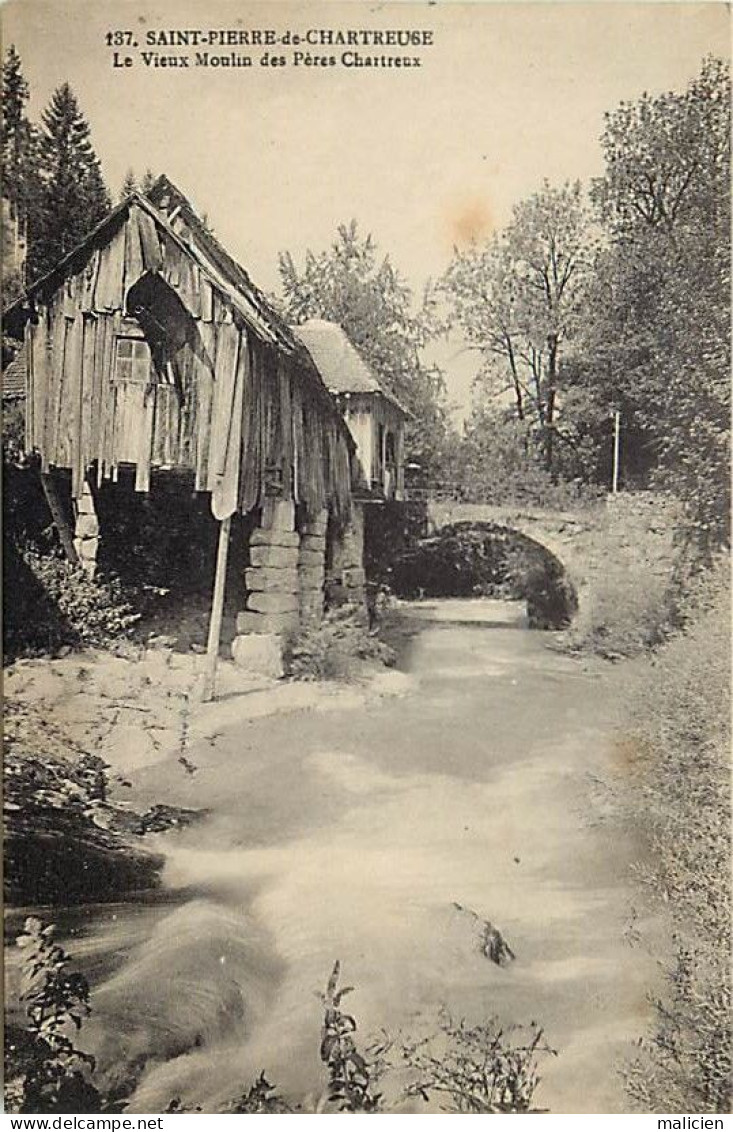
(2, 0), (730, 417)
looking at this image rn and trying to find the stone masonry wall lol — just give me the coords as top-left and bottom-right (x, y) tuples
(231, 499), (300, 677)
(73, 481), (100, 576)
(298, 509), (328, 629)
(326, 503), (367, 618)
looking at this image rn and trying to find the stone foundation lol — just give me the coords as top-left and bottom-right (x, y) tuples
(230, 500), (369, 676)
(326, 503), (367, 620)
(298, 509), (327, 629)
(73, 482), (99, 576)
(230, 500), (300, 676)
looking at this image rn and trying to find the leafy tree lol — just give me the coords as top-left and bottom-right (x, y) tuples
(278, 220), (452, 476)
(28, 83), (110, 280)
(581, 56), (731, 547)
(442, 181), (593, 474)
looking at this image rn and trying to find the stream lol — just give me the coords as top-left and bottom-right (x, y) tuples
(5, 599), (657, 1113)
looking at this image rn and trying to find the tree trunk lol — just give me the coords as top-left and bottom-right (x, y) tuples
(505, 335), (524, 421)
(545, 335), (558, 475)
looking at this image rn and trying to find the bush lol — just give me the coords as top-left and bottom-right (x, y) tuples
(284, 607), (396, 681)
(7, 934), (554, 1115)
(564, 559), (673, 658)
(623, 562), (731, 1112)
(401, 1012), (555, 1113)
(3, 543), (140, 660)
(7, 918), (103, 1113)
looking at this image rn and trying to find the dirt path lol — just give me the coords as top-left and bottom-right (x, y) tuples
(8, 600), (659, 1112)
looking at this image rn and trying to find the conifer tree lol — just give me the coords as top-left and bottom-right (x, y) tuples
(140, 168), (158, 196)
(119, 168), (138, 200)
(29, 83), (110, 279)
(2, 45), (30, 208)
(2, 45), (39, 291)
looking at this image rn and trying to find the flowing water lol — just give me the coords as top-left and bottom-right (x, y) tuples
(5, 599), (657, 1113)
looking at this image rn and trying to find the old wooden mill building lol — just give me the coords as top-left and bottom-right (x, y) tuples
(4, 176), (407, 686)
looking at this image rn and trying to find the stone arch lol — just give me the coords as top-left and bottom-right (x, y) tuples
(391, 511), (580, 628)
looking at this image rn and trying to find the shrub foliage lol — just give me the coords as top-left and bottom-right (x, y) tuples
(623, 564), (731, 1112)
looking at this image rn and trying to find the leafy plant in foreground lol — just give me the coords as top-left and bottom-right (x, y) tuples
(14, 917), (103, 1112)
(319, 960), (384, 1111)
(401, 1011), (555, 1113)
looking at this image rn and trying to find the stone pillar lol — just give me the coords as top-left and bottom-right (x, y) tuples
(327, 502), (367, 620)
(231, 499), (300, 677)
(73, 482), (99, 577)
(298, 509), (327, 629)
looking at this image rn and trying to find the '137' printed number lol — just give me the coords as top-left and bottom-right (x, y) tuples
(106, 31), (137, 47)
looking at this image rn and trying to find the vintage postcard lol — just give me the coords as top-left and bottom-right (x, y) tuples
(2, 0), (730, 1118)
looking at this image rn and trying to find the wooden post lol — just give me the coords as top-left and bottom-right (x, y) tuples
(202, 514), (231, 702)
(612, 410), (621, 494)
(39, 471), (80, 566)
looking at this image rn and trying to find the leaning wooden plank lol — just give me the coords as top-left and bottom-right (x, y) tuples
(48, 304), (69, 468)
(39, 471), (79, 565)
(79, 316), (96, 487)
(278, 359), (293, 495)
(80, 249), (101, 313)
(194, 323), (216, 490)
(32, 310), (51, 459)
(201, 514), (232, 703)
(62, 276), (77, 319)
(72, 319), (94, 495)
(62, 312), (84, 488)
(95, 315), (112, 481)
(136, 207), (163, 272)
(207, 323), (239, 491)
(212, 330), (245, 520)
(161, 233), (180, 288)
(124, 209), (145, 301)
(178, 256), (196, 315)
(189, 263), (201, 319)
(134, 383), (155, 492)
(165, 380), (181, 465)
(177, 344), (195, 468)
(94, 225), (126, 312)
(200, 278), (214, 323)
(102, 313), (123, 476)
(24, 321), (35, 452)
(239, 338), (263, 513)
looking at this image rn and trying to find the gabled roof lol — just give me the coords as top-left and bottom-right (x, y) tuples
(294, 319), (409, 417)
(4, 185), (293, 355)
(1, 178), (353, 448)
(145, 175), (300, 356)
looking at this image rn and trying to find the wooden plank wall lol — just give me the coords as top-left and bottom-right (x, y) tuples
(23, 202), (354, 520)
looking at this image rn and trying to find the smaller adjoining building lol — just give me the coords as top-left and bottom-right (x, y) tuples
(294, 320), (408, 503)
(294, 320), (410, 611)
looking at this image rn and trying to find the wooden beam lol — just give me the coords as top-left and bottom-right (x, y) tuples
(201, 514), (231, 702)
(39, 470), (79, 566)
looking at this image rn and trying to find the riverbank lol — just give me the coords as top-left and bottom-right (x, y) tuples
(3, 636), (410, 906)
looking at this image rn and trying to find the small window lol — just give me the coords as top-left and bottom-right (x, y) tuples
(113, 336), (151, 384)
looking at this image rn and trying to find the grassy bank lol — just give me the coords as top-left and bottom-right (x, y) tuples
(622, 564), (730, 1112)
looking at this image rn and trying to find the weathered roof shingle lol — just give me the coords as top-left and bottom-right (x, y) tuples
(294, 319), (408, 415)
